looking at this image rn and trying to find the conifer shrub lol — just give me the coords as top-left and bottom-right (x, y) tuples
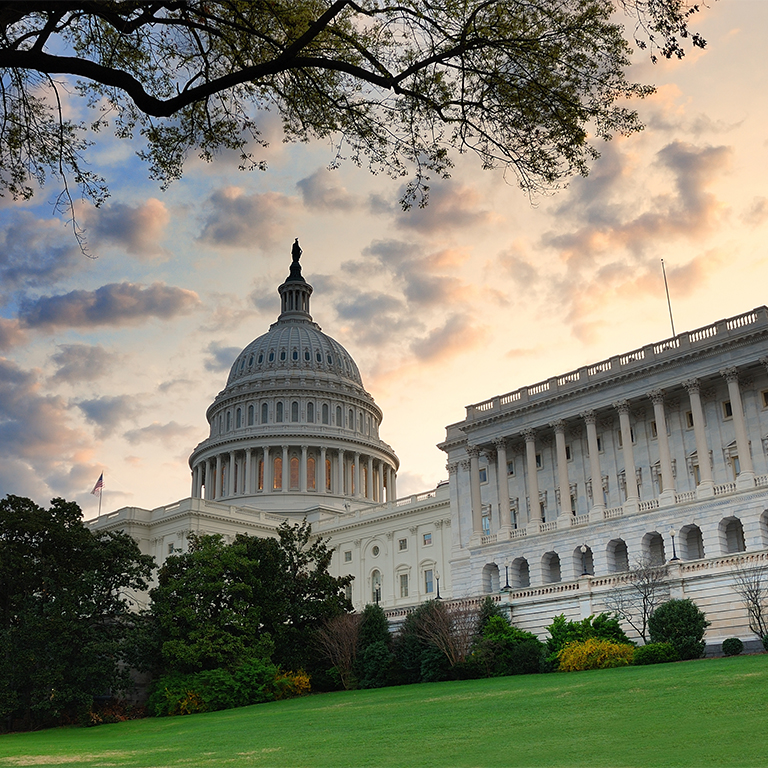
(469, 616), (544, 677)
(557, 638), (635, 672)
(648, 599), (710, 661)
(721, 638), (744, 657)
(632, 642), (679, 665)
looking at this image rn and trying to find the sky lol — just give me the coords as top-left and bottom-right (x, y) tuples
(2, 1), (767, 518)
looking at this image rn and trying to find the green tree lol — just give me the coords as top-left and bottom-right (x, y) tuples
(148, 521), (352, 676)
(470, 615), (544, 677)
(356, 603), (394, 688)
(0, 494), (154, 731)
(648, 599), (709, 661)
(1, 1), (706, 219)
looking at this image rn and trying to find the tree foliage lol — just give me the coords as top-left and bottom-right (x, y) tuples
(648, 598), (709, 661)
(0, 0), (707, 216)
(545, 612), (631, 669)
(0, 494), (154, 731)
(147, 521), (352, 677)
(469, 615), (544, 677)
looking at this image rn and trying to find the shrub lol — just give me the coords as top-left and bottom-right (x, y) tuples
(470, 616), (544, 677)
(358, 640), (395, 689)
(762, 635), (768, 653)
(633, 642), (679, 665)
(273, 669), (311, 699)
(721, 638), (744, 657)
(557, 638), (635, 672)
(545, 613), (632, 669)
(648, 599), (710, 661)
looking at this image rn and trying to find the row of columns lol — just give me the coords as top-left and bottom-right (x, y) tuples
(191, 446), (397, 503)
(464, 367), (757, 539)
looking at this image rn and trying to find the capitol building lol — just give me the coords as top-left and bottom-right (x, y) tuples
(91, 244), (768, 648)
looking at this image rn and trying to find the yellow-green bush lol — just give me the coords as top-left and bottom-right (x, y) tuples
(557, 638), (635, 672)
(273, 669), (311, 699)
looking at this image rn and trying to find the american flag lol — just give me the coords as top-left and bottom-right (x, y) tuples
(91, 473), (104, 495)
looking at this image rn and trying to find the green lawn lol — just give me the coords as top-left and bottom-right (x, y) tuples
(1, 654), (766, 768)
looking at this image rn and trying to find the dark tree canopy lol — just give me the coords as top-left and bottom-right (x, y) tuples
(0, 495), (154, 731)
(0, 0), (706, 213)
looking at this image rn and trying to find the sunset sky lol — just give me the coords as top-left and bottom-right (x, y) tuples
(2, 1), (767, 517)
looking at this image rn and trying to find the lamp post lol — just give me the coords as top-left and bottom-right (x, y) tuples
(502, 563), (512, 592)
(580, 544), (589, 576)
(669, 527), (679, 561)
(435, 569), (442, 600)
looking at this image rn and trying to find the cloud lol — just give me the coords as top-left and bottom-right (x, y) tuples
(204, 341), (240, 372)
(409, 313), (481, 364)
(76, 395), (140, 437)
(88, 198), (171, 258)
(297, 169), (356, 211)
(200, 292), (259, 332)
(0, 211), (81, 297)
(0, 318), (26, 351)
(50, 344), (117, 383)
(124, 421), (198, 447)
(198, 187), (298, 249)
(392, 182), (493, 235)
(0, 357), (88, 497)
(742, 197), (768, 227)
(19, 282), (200, 330)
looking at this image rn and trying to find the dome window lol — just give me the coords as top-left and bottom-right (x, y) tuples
(280, 350), (286, 362)
(226, 411), (232, 431)
(322, 403), (329, 424)
(236, 408), (242, 429)
(239, 358), (246, 372)
(248, 355), (254, 367)
(291, 401), (299, 422)
(304, 349), (310, 361)
(307, 402), (315, 423)
(261, 402), (269, 424)
(327, 354), (332, 365)
(248, 405), (254, 426)
(268, 351), (275, 363)
(258, 353), (264, 364)
(316, 351), (322, 362)
(292, 349), (298, 361)
(276, 402), (284, 422)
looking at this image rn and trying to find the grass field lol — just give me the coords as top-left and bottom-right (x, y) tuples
(1, 654), (766, 768)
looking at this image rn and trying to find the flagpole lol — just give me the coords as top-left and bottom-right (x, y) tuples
(98, 478), (103, 517)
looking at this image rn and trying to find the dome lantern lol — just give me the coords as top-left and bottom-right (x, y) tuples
(277, 239), (313, 322)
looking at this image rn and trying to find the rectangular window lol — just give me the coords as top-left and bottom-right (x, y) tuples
(423, 532), (432, 546)
(723, 401), (733, 419)
(507, 460), (515, 476)
(167, 543), (175, 555)
(400, 574), (409, 598)
(596, 435), (603, 452)
(398, 538), (408, 551)
(651, 420), (658, 438)
(479, 467), (488, 483)
(344, 550), (352, 563)
(762, 390), (768, 409)
(685, 410), (694, 429)
(424, 569), (434, 594)
(565, 444), (572, 461)
(482, 515), (490, 536)
(344, 584), (352, 601)
(535, 453), (542, 469)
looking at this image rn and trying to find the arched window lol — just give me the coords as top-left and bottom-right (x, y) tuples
(511, 557), (530, 588)
(326, 458), (332, 491)
(291, 401), (299, 422)
(322, 403), (329, 424)
(371, 570), (382, 603)
(290, 456), (300, 489)
(316, 350), (322, 362)
(261, 402), (268, 423)
(268, 351), (274, 362)
(542, 552), (561, 584)
(236, 408), (242, 429)
(307, 456), (316, 490)
(292, 349), (298, 361)
(307, 402), (315, 423)
(273, 456), (282, 489)
(606, 539), (629, 572)
(481, 563), (500, 593)
(643, 532), (666, 565)
(304, 349), (311, 361)
(574, 545), (594, 577)
(276, 402), (283, 422)
(680, 524), (705, 560)
(280, 350), (286, 361)
(226, 411), (231, 431)
(336, 406), (343, 427)
(721, 517), (746, 554)
(248, 404), (254, 426)
(349, 409), (354, 430)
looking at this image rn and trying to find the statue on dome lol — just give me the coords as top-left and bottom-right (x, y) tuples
(292, 238), (302, 263)
(288, 238), (304, 281)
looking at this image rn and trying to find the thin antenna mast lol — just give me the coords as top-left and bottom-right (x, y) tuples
(661, 259), (676, 338)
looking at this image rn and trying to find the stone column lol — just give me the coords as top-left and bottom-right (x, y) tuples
(376, 461), (384, 503)
(649, 389), (676, 506)
(300, 445), (308, 492)
(338, 449), (345, 495)
(581, 410), (604, 520)
(390, 466), (397, 502)
(282, 445), (289, 493)
(320, 446), (327, 492)
(367, 455), (374, 500)
(227, 451), (235, 497)
(191, 464), (198, 498)
(468, 446), (483, 540)
(552, 420), (572, 529)
(205, 458), (213, 500)
(682, 379), (713, 497)
(244, 449), (252, 495)
(721, 367), (755, 488)
(263, 446), (271, 492)
(523, 429), (540, 528)
(613, 400), (638, 508)
(215, 454), (222, 499)
(494, 438), (512, 533)
(354, 452), (361, 497)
